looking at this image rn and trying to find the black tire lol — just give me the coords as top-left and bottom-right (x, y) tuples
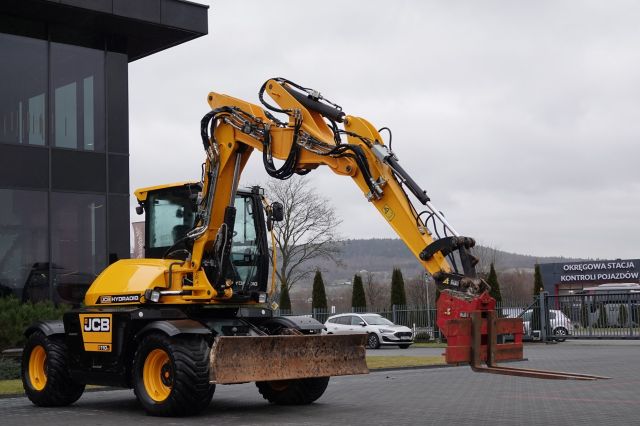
(132, 333), (214, 417)
(553, 327), (568, 342)
(367, 333), (380, 349)
(256, 377), (330, 405)
(398, 344), (411, 349)
(22, 332), (85, 407)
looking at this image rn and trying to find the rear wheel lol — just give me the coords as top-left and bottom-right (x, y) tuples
(256, 377), (330, 405)
(22, 332), (85, 406)
(133, 333), (214, 417)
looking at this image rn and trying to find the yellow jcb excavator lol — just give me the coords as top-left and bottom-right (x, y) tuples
(21, 78), (606, 417)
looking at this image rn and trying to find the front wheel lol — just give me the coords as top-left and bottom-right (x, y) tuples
(256, 377), (330, 405)
(133, 333), (214, 417)
(22, 332), (85, 406)
(553, 327), (568, 342)
(367, 333), (380, 349)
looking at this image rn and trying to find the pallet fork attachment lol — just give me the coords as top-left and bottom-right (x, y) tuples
(437, 290), (609, 380)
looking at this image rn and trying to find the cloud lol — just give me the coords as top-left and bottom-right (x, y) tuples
(128, 0), (640, 259)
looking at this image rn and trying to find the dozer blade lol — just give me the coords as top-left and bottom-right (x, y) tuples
(209, 334), (369, 384)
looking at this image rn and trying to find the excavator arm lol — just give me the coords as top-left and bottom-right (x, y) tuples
(193, 78), (483, 299)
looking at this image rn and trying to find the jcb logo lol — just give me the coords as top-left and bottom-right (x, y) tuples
(84, 317), (110, 332)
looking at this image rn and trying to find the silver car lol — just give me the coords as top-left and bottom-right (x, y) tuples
(520, 309), (574, 342)
(324, 313), (414, 349)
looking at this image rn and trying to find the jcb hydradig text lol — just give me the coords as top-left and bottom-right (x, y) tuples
(22, 78), (605, 417)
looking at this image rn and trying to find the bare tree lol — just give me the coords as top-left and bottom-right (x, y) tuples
(499, 268), (534, 304)
(267, 177), (342, 292)
(405, 273), (432, 307)
(363, 271), (388, 310)
(473, 244), (503, 277)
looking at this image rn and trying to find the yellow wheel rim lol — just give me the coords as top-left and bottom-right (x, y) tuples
(143, 349), (172, 402)
(28, 345), (47, 391)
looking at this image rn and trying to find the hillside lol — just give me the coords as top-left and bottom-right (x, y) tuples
(295, 238), (582, 288)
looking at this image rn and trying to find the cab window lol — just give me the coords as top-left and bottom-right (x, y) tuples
(147, 190), (195, 250)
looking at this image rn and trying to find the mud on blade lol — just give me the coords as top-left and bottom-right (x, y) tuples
(209, 334), (368, 384)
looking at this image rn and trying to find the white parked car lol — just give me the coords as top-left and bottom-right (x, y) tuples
(520, 309), (574, 342)
(323, 313), (414, 349)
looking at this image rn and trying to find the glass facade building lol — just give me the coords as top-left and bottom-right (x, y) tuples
(0, 0), (207, 304)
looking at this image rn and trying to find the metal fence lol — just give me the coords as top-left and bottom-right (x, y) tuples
(546, 292), (640, 339)
(276, 292), (640, 341)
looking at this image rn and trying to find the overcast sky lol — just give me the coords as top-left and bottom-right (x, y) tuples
(128, 0), (640, 260)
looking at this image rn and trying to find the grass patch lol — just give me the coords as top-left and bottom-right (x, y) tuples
(0, 379), (22, 396)
(366, 355), (444, 369)
(0, 381), (107, 396)
(411, 342), (447, 348)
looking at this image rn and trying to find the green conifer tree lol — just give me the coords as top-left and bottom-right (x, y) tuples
(311, 270), (328, 310)
(486, 263), (502, 303)
(531, 264), (544, 333)
(390, 268), (407, 307)
(279, 282), (291, 311)
(351, 274), (366, 311)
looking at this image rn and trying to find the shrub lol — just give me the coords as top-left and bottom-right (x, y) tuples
(618, 304), (628, 327)
(580, 301), (590, 328)
(0, 357), (20, 380)
(414, 332), (431, 343)
(597, 304), (608, 328)
(0, 296), (69, 351)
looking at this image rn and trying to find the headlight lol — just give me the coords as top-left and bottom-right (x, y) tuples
(379, 328), (394, 333)
(144, 289), (161, 303)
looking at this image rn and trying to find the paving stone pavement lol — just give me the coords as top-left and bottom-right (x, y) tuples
(2, 340), (638, 426)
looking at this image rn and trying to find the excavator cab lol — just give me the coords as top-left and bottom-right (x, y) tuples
(135, 182), (271, 298)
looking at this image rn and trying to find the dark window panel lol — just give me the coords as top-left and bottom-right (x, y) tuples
(108, 154), (129, 194)
(51, 192), (106, 304)
(0, 33), (47, 146)
(108, 194), (130, 261)
(0, 144), (48, 189)
(51, 42), (105, 152)
(113, 0), (160, 24)
(0, 189), (48, 302)
(161, 0), (208, 34)
(106, 51), (128, 153)
(51, 149), (106, 192)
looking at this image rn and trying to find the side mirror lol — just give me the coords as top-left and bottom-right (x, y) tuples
(267, 202), (284, 232)
(271, 202), (284, 222)
(135, 204), (144, 215)
(359, 321), (366, 327)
